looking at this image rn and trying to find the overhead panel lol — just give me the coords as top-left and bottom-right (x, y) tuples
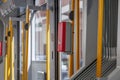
(0, 0), (33, 17)
(0, 0), (7, 4)
(13, 0), (34, 7)
(0, 0), (15, 16)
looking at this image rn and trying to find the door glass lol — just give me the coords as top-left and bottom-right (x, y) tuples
(34, 11), (46, 61)
(31, 0), (47, 80)
(80, 0), (84, 68)
(60, 54), (69, 80)
(59, 0), (71, 80)
(59, 0), (84, 80)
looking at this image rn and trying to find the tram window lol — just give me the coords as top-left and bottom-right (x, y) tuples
(29, 1), (47, 80)
(80, 0), (84, 67)
(36, 0), (46, 6)
(59, 0), (84, 79)
(59, 0), (71, 80)
(25, 8), (47, 80)
(33, 11), (47, 61)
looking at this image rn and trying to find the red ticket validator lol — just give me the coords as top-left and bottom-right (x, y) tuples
(57, 22), (72, 53)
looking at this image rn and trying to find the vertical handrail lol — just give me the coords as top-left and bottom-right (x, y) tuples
(96, 0), (104, 78)
(46, 9), (50, 80)
(9, 18), (14, 80)
(4, 27), (8, 80)
(68, 0), (75, 77)
(2, 0), (7, 3)
(23, 5), (30, 80)
(7, 19), (11, 80)
(22, 22), (25, 80)
(76, 0), (80, 71)
(11, 27), (14, 80)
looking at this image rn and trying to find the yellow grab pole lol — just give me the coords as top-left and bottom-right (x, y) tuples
(96, 0), (104, 78)
(22, 22), (25, 80)
(26, 6), (30, 24)
(76, 0), (80, 71)
(9, 18), (14, 80)
(2, 0), (7, 3)
(23, 5), (30, 80)
(11, 34), (14, 80)
(68, 0), (75, 77)
(4, 27), (8, 80)
(7, 18), (12, 80)
(46, 9), (50, 80)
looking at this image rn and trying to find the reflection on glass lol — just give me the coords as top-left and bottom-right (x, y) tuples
(34, 11), (46, 61)
(60, 0), (71, 80)
(61, 54), (69, 80)
(30, 0), (47, 80)
(80, 0), (83, 67)
(59, 0), (84, 80)
(31, 0), (47, 79)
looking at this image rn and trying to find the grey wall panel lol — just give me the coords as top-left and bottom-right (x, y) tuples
(28, 65), (32, 80)
(49, 10), (55, 80)
(14, 0), (34, 7)
(108, 68), (120, 80)
(0, 60), (4, 80)
(104, 0), (118, 48)
(0, 20), (4, 41)
(13, 22), (21, 80)
(117, 0), (120, 67)
(0, 18), (5, 80)
(85, 0), (98, 66)
(105, 0), (120, 79)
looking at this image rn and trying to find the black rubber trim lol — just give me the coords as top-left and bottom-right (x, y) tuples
(8, 31), (11, 37)
(69, 11), (74, 21)
(5, 36), (7, 41)
(25, 23), (29, 30)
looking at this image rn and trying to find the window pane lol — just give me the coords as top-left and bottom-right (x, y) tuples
(80, 0), (84, 67)
(59, 0), (71, 80)
(31, 0), (47, 80)
(34, 11), (46, 61)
